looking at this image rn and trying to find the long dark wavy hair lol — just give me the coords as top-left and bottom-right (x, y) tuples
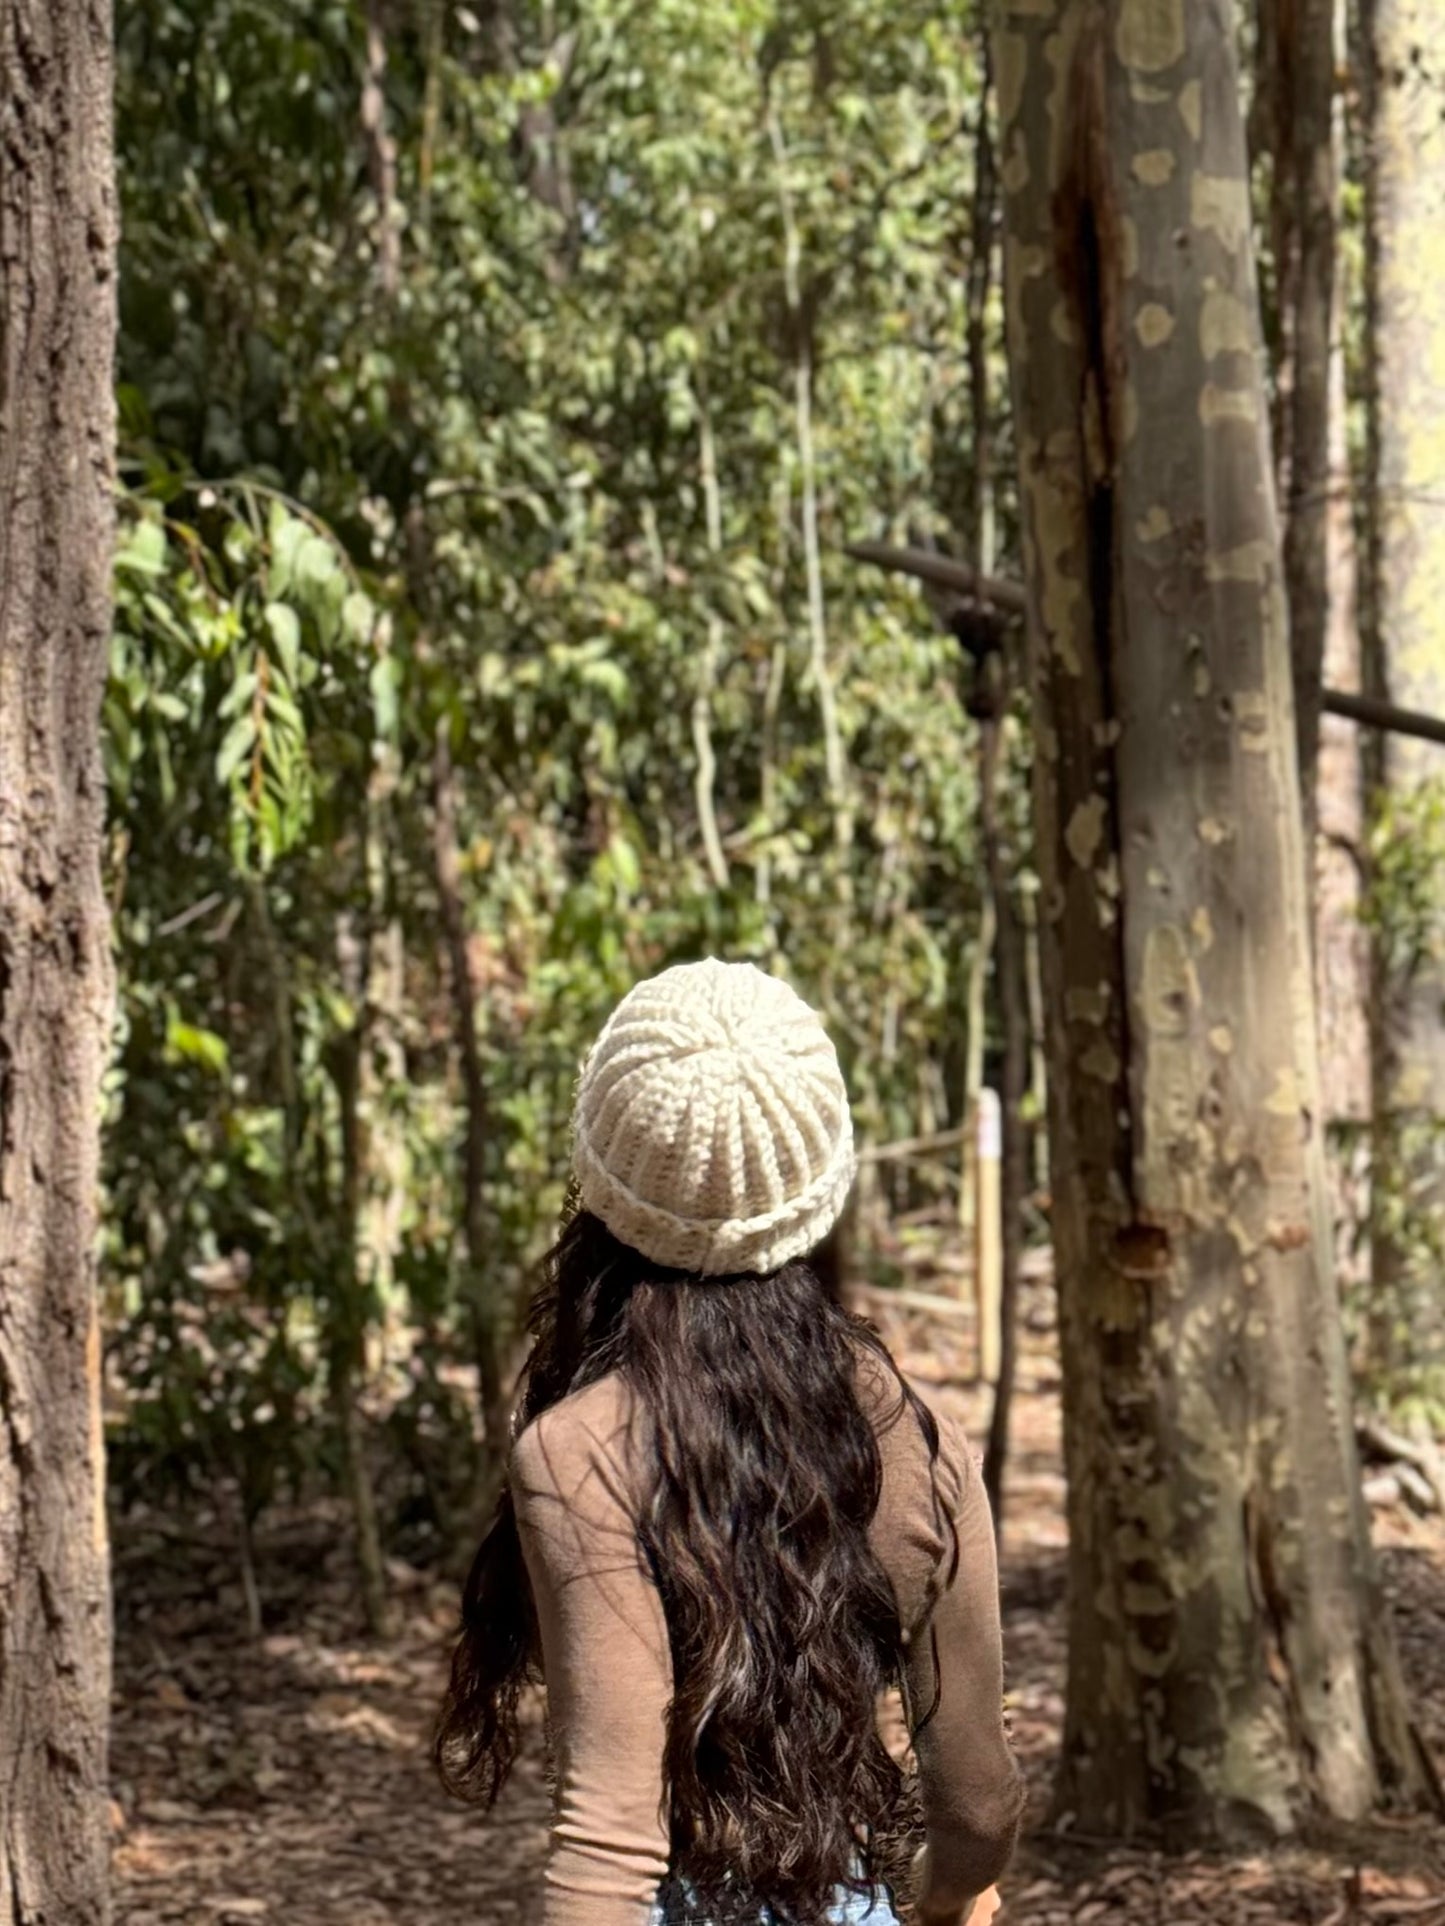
(435, 1208), (955, 1924)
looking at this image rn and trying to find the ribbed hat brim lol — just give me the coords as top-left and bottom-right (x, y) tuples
(574, 1117), (855, 1276)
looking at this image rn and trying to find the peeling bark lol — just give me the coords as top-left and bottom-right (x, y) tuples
(1361, 0), (1445, 1399)
(0, 0), (116, 1916)
(995, 0), (1428, 1834)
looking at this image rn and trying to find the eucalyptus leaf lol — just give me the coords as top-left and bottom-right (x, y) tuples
(216, 713), (256, 787)
(264, 601), (302, 683)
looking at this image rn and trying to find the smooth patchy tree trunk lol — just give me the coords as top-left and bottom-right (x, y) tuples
(0, 1), (116, 1917)
(993, 0), (1428, 1834)
(1361, 0), (1445, 1401)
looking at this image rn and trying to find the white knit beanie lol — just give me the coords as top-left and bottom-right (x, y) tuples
(571, 958), (855, 1277)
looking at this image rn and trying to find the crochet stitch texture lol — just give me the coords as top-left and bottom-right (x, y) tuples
(571, 958), (855, 1276)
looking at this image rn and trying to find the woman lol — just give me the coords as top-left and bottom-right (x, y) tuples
(437, 959), (1024, 1926)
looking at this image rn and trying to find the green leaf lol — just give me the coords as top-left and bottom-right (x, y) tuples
(117, 515), (168, 579)
(103, 692), (135, 773)
(216, 714), (256, 787)
(606, 831), (641, 895)
(579, 657), (630, 706)
(369, 652), (400, 742)
(294, 533), (339, 593)
(264, 602), (302, 683)
(341, 590), (375, 644)
(219, 669), (258, 720)
(263, 679), (304, 733)
(165, 1015), (230, 1074)
(267, 505), (307, 599)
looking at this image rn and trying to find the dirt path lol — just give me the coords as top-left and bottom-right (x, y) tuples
(112, 1275), (1445, 1925)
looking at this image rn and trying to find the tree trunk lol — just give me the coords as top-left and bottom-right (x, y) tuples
(693, 376), (730, 892)
(768, 103), (853, 918)
(1313, 199), (1370, 1259)
(981, 717), (1030, 1531)
(361, 0), (399, 299)
(1361, 0), (1445, 1403)
(957, 892), (995, 1243)
(963, 41), (1028, 1526)
(0, 1), (116, 1917)
(475, 0), (577, 261)
(966, 36), (999, 587)
(331, 915), (390, 1639)
(1264, 0), (1338, 855)
(994, 0), (1429, 1833)
(1021, 884), (1050, 1192)
(432, 723), (509, 1491)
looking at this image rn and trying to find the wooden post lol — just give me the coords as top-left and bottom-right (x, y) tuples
(975, 1087), (1002, 1382)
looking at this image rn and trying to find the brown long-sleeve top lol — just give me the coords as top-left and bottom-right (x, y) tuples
(511, 1355), (1024, 1926)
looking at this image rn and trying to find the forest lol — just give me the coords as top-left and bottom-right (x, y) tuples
(1, 0), (1444, 1921)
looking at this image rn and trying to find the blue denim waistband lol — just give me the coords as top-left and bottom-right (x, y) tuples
(648, 1876), (899, 1925)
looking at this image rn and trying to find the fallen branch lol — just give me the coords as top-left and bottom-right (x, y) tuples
(1357, 1414), (1445, 1510)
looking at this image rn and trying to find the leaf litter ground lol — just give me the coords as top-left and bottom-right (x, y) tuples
(112, 1263), (1445, 1925)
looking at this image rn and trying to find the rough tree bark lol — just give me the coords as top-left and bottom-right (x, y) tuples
(0, 1), (116, 1917)
(1361, 0), (1445, 1399)
(993, 0), (1429, 1833)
